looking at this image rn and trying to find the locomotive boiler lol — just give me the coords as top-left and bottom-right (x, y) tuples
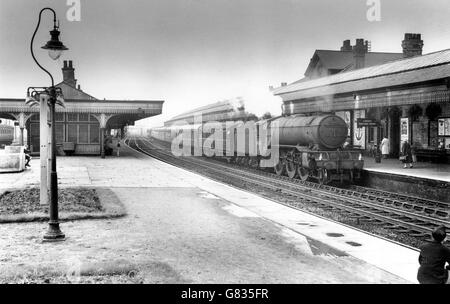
(272, 115), (348, 149)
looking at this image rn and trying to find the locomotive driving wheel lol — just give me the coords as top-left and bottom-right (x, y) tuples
(298, 167), (309, 181)
(317, 168), (330, 185)
(249, 157), (259, 169)
(285, 151), (298, 179)
(274, 152), (286, 176)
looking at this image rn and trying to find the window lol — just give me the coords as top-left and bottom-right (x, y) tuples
(30, 123), (39, 136)
(67, 124), (77, 142)
(55, 123), (64, 143)
(89, 124), (99, 143)
(55, 113), (64, 122)
(79, 113), (89, 122)
(67, 113), (78, 121)
(368, 127), (375, 143)
(79, 124), (89, 143)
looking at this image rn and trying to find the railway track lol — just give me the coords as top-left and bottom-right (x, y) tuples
(125, 136), (449, 245)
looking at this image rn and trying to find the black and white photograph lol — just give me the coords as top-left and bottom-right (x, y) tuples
(0, 0), (449, 291)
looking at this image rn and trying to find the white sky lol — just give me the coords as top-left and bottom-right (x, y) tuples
(1, 0), (450, 127)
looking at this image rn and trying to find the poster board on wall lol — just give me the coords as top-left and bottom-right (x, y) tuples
(445, 137), (450, 150)
(400, 117), (409, 144)
(438, 119), (445, 136)
(438, 118), (450, 136)
(353, 109), (365, 149)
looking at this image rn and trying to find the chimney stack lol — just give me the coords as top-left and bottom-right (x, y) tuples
(281, 82), (287, 87)
(62, 60), (77, 88)
(340, 40), (352, 52)
(353, 38), (367, 69)
(402, 33), (423, 58)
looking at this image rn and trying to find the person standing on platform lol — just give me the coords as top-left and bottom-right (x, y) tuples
(411, 141), (418, 164)
(117, 141), (121, 157)
(24, 145), (31, 168)
(400, 140), (413, 168)
(380, 136), (389, 159)
(417, 226), (450, 284)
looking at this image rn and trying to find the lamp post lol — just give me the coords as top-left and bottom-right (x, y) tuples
(29, 7), (68, 241)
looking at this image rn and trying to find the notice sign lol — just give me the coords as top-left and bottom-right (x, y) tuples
(357, 118), (379, 127)
(353, 109), (365, 149)
(400, 117), (409, 143)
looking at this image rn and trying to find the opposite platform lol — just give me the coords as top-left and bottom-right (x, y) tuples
(362, 157), (450, 203)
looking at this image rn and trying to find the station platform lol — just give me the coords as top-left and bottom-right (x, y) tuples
(363, 157), (450, 182)
(361, 157), (450, 203)
(0, 144), (422, 283)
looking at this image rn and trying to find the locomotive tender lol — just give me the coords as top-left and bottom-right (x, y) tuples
(151, 114), (364, 184)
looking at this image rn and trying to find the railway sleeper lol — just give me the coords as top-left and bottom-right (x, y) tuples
(435, 211), (449, 218)
(394, 228), (413, 233)
(410, 232), (429, 237)
(382, 224), (400, 229)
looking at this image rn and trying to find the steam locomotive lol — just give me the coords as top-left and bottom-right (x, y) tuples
(151, 114), (364, 184)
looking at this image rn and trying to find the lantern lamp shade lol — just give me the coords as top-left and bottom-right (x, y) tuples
(41, 29), (68, 60)
(48, 49), (63, 60)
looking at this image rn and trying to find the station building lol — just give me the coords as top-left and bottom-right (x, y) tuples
(274, 34), (450, 163)
(0, 60), (164, 156)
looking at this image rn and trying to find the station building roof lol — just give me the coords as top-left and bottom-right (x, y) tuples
(304, 50), (404, 77)
(0, 60), (164, 129)
(274, 48), (450, 101)
(0, 98), (164, 129)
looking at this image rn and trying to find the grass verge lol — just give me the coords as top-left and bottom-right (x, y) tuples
(0, 187), (126, 223)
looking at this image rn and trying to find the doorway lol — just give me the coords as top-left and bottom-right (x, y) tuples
(389, 107), (400, 157)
